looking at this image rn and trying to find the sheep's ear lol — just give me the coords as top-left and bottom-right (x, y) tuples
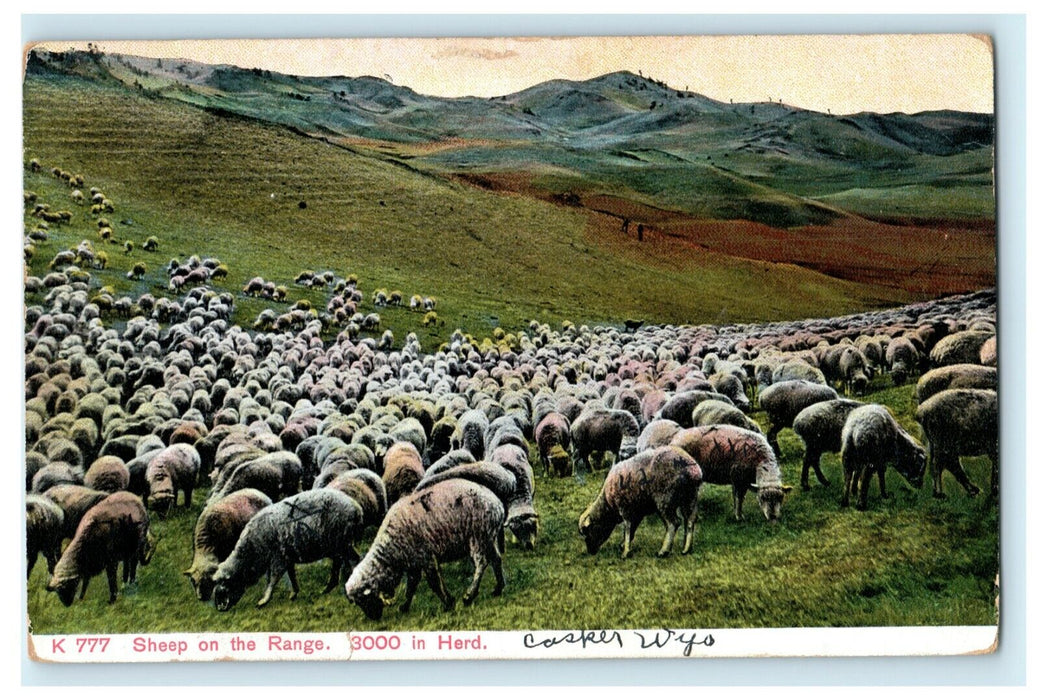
(748, 483), (760, 492)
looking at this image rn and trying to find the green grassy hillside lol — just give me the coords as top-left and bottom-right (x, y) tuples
(24, 73), (911, 346)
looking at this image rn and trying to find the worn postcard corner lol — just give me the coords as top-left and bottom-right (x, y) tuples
(23, 34), (998, 664)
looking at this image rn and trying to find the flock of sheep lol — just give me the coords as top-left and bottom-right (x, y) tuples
(24, 159), (998, 622)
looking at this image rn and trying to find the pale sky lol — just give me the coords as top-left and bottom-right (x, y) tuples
(34, 34), (994, 115)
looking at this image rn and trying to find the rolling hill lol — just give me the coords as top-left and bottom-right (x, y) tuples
(22, 47), (995, 337)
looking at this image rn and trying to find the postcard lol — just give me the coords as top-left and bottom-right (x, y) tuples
(22, 34), (997, 663)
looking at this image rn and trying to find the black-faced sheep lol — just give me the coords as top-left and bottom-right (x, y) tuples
(27, 494), (64, 579)
(345, 479), (506, 620)
(915, 364), (998, 405)
(579, 445), (702, 558)
(670, 425), (791, 522)
(790, 399), (864, 489)
(212, 489), (364, 610)
(184, 488), (273, 602)
(916, 389), (998, 499)
(46, 491), (153, 606)
(840, 404), (926, 510)
(758, 379), (839, 456)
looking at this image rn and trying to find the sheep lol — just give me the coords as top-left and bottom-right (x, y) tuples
(709, 373), (751, 413)
(143, 444), (201, 517)
(183, 488), (273, 602)
(578, 445), (703, 558)
(840, 404), (926, 510)
(31, 462), (84, 493)
(929, 330), (995, 368)
(535, 411), (572, 477)
(838, 346), (871, 396)
(635, 418), (683, 454)
(670, 425), (791, 521)
(345, 478), (506, 620)
(689, 399), (762, 435)
(885, 336), (920, 386)
(979, 336), (997, 366)
(143, 236), (159, 252)
(758, 380), (839, 456)
(27, 494), (64, 578)
(915, 364), (998, 404)
(916, 389), (998, 499)
(570, 408), (640, 472)
(83, 455), (130, 492)
(656, 390), (734, 427)
(212, 489), (364, 610)
(46, 491), (153, 606)
(791, 399), (864, 490)
(381, 442), (425, 504)
(43, 484), (110, 540)
(324, 468), (388, 528)
(452, 409), (490, 461)
(127, 262), (147, 280)
(489, 444), (539, 549)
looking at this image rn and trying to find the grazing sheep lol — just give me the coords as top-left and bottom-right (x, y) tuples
(212, 489), (364, 610)
(709, 373), (751, 413)
(31, 462), (84, 494)
(324, 468), (388, 528)
(578, 446), (702, 558)
(43, 484), (110, 540)
(46, 492), (153, 606)
(570, 408), (640, 472)
(535, 412), (572, 477)
(670, 425), (791, 521)
(27, 495), (65, 578)
(489, 444), (539, 549)
(929, 331), (995, 368)
(916, 389), (998, 499)
(915, 364), (998, 404)
(381, 442), (425, 504)
(791, 399), (864, 489)
(83, 456), (130, 493)
(979, 336), (997, 366)
(885, 337), (920, 386)
(656, 390), (734, 428)
(840, 405), (926, 510)
(452, 409), (490, 461)
(635, 418), (683, 454)
(144, 444), (201, 518)
(758, 380), (839, 456)
(126, 262), (147, 280)
(345, 479), (506, 620)
(143, 236), (159, 252)
(183, 488), (273, 602)
(838, 346), (871, 396)
(689, 399), (762, 435)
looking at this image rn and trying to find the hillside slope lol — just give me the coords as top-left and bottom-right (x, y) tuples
(24, 72), (913, 342)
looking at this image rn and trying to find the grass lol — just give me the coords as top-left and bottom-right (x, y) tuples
(23, 72), (915, 349)
(26, 380), (998, 635)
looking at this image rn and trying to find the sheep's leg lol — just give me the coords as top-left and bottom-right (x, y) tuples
(877, 466), (890, 498)
(681, 500), (699, 555)
(945, 454), (980, 497)
(857, 466), (873, 511)
(106, 563), (119, 603)
(621, 517), (642, 558)
(800, 449), (817, 490)
(930, 443), (947, 499)
(425, 558), (455, 612)
(80, 577), (90, 600)
(287, 564), (301, 599)
(733, 486), (747, 521)
(322, 558), (341, 594)
(400, 568), (421, 612)
(657, 518), (678, 558)
(767, 427), (781, 458)
(462, 545), (488, 606)
(841, 465), (856, 508)
(184, 487), (193, 508)
(256, 566), (282, 608)
(489, 544), (505, 597)
(27, 550), (37, 580)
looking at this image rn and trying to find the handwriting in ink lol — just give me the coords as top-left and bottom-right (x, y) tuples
(633, 629), (715, 657)
(522, 630), (623, 650)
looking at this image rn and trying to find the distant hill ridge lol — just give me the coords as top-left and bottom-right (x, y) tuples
(26, 48), (992, 157)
